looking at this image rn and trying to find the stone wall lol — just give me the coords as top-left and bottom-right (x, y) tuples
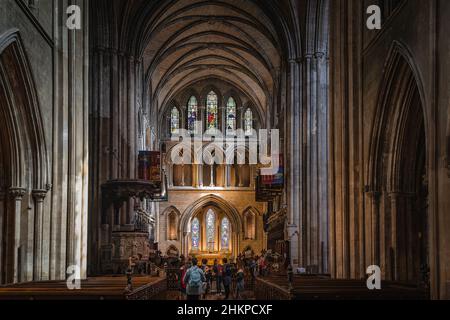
(329, 0), (450, 299)
(0, 0), (89, 284)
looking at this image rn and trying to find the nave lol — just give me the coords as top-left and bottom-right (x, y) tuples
(0, 0), (450, 300)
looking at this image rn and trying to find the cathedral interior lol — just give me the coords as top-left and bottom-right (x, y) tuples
(0, 0), (450, 301)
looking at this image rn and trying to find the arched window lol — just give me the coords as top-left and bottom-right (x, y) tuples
(244, 108), (253, 135)
(221, 217), (230, 250)
(226, 97), (237, 135)
(170, 107), (180, 134)
(187, 96), (198, 133)
(191, 218), (200, 250)
(206, 209), (216, 251)
(206, 91), (218, 130)
(244, 211), (256, 240)
(167, 211), (178, 240)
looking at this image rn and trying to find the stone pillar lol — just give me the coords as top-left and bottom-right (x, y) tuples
(238, 165), (244, 187)
(287, 48), (329, 273)
(198, 164), (203, 188)
(90, 44), (142, 273)
(0, 190), (5, 284)
(389, 192), (399, 280)
(224, 165), (230, 187)
(368, 191), (381, 266)
(8, 188), (26, 283)
(250, 166), (255, 188)
(32, 190), (47, 280)
(210, 165), (214, 187)
(181, 164), (185, 187)
(287, 59), (302, 268)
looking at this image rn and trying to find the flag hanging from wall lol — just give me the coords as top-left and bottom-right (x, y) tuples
(261, 154), (284, 187)
(138, 151), (161, 182)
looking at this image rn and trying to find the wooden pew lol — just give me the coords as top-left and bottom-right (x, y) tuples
(255, 275), (428, 300)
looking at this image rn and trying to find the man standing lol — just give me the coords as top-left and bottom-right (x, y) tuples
(222, 258), (232, 300)
(213, 259), (223, 296)
(183, 258), (206, 300)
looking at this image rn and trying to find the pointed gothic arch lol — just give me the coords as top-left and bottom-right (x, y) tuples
(0, 29), (50, 284)
(163, 206), (181, 241)
(367, 41), (431, 288)
(179, 194), (242, 256)
(243, 206), (260, 240)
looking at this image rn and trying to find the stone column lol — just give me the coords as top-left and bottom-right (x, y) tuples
(90, 44), (142, 273)
(198, 164), (203, 188)
(8, 188), (26, 283)
(287, 59), (302, 268)
(250, 166), (255, 188)
(389, 192), (399, 280)
(226, 165), (232, 187)
(210, 165), (215, 187)
(32, 190), (47, 280)
(181, 164), (185, 187)
(0, 190), (5, 284)
(368, 191), (381, 266)
(238, 165), (244, 187)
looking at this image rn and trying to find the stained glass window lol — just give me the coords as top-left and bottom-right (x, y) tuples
(187, 96), (198, 133)
(206, 209), (216, 251)
(171, 107), (180, 134)
(244, 108), (253, 135)
(221, 217), (230, 250)
(191, 218), (200, 250)
(226, 97), (237, 135)
(206, 91), (218, 130)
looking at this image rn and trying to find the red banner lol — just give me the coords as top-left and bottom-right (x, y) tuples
(138, 151), (161, 182)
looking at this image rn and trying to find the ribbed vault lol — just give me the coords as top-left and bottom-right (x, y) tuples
(90, 0), (298, 127)
(139, 0), (284, 122)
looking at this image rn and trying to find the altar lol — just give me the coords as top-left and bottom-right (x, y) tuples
(191, 252), (233, 265)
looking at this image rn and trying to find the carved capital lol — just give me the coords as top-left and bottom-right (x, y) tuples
(9, 187), (27, 200)
(32, 189), (47, 202)
(314, 52), (326, 60)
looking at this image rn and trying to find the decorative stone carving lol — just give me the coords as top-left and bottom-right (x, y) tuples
(32, 190), (47, 202)
(9, 187), (26, 200)
(110, 232), (152, 274)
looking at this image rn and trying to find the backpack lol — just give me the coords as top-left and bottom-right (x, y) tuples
(188, 267), (203, 288)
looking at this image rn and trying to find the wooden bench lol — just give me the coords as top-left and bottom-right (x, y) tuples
(255, 275), (427, 300)
(0, 276), (162, 300)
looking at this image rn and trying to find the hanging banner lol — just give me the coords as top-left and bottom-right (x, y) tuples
(256, 154), (284, 202)
(261, 154), (284, 187)
(138, 151), (161, 182)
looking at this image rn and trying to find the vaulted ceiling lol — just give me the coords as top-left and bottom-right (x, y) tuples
(140, 0), (284, 117)
(92, 0), (303, 126)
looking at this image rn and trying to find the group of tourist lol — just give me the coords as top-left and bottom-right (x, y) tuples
(177, 252), (270, 301)
(179, 257), (247, 300)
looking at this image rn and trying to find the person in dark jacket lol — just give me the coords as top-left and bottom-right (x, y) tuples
(213, 259), (223, 295)
(222, 258), (232, 300)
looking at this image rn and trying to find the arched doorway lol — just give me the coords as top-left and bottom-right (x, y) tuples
(368, 44), (429, 290)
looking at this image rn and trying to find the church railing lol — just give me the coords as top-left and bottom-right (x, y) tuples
(254, 277), (292, 300)
(125, 277), (167, 300)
